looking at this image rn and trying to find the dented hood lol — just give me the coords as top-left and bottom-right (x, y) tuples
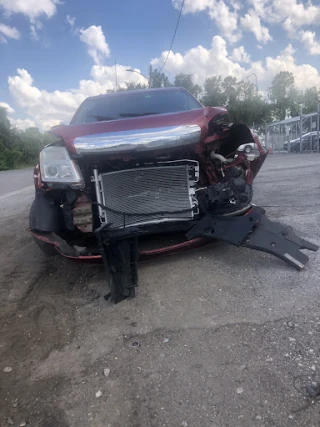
(50, 107), (227, 155)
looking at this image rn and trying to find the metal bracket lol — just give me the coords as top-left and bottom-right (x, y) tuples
(186, 207), (318, 271)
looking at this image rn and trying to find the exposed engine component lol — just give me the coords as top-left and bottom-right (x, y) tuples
(61, 191), (78, 231)
(61, 192), (94, 232)
(72, 195), (93, 233)
(197, 163), (252, 215)
(197, 179), (252, 216)
(210, 152), (228, 163)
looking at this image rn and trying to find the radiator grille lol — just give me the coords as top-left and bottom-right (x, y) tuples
(98, 163), (198, 229)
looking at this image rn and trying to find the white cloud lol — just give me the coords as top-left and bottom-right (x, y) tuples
(0, 0), (59, 21)
(0, 22), (20, 42)
(66, 15), (76, 28)
(0, 0), (60, 40)
(10, 118), (36, 130)
(172, 0), (320, 52)
(30, 25), (38, 40)
(0, 101), (36, 130)
(207, 1), (241, 43)
(240, 9), (272, 43)
(79, 25), (110, 64)
(299, 30), (320, 55)
(8, 65), (148, 130)
(173, 0), (241, 43)
(151, 37), (320, 91)
(229, 0), (241, 12)
(152, 36), (245, 84)
(173, 0), (320, 48)
(30, 21), (43, 40)
(248, 0), (320, 37)
(172, 0), (212, 15)
(230, 46), (250, 63)
(249, 44), (320, 91)
(8, 69), (83, 129)
(7, 31), (320, 130)
(0, 101), (15, 114)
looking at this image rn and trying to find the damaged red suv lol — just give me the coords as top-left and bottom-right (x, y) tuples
(30, 87), (318, 302)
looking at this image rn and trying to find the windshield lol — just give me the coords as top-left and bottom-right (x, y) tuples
(71, 89), (202, 124)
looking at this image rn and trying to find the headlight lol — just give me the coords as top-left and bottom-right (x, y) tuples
(40, 146), (84, 188)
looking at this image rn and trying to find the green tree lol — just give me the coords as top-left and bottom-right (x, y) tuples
(119, 82), (148, 91)
(201, 76), (227, 107)
(302, 87), (320, 114)
(201, 75), (272, 126)
(0, 107), (11, 131)
(150, 69), (171, 88)
(0, 107), (16, 169)
(268, 71), (297, 120)
(0, 106), (47, 170)
(222, 76), (240, 105)
(20, 127), (44, 164)
(174, 73), (202, 97)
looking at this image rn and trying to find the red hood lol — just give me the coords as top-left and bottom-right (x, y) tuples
(50, 107), (227, 154)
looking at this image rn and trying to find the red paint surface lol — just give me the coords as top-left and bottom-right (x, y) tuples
(31, 230), (210, 262)
(51, 107), (227, 154)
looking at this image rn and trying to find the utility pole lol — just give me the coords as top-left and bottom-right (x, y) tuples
(299, 105), (303, 154)
(149, 65), (153, 88)
(317, 99), (320, 153)
(289, 122), (292, 153)
(263, 120), (269, 152)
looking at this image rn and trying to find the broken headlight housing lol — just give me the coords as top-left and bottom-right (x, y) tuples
(39, 146), (84, 188)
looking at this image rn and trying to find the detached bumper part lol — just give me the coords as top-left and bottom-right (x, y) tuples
(96, 230), (139, 304)
(187, 207), (319, 271)
(96, 206), (318, 303)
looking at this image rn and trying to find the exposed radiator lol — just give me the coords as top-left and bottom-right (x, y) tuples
(94, 161), (199, 229)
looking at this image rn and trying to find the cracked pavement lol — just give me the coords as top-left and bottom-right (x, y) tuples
(0, 154), (320, 427)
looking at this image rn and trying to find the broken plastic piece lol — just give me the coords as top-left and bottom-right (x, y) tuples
(187, 207), (318, 271)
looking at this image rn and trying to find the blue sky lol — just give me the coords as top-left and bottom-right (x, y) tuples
(0, 0), (320, 129)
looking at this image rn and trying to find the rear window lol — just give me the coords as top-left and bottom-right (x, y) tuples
(71, 89), (202, 124)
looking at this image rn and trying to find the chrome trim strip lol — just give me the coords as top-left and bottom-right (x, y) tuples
(74, 125), (201, 154)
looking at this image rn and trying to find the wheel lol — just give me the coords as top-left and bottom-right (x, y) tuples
(244, 145), (252, 154)
(29, 201), (57, 256)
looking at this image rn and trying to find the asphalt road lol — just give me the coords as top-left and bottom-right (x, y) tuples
(0, 168), (34, 197)
(1, 155), (320, 427)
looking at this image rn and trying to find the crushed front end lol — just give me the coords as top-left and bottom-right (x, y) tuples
(30, 106), (318, 303)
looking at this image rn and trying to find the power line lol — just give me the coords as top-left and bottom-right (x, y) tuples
(159, 0), (186, 73)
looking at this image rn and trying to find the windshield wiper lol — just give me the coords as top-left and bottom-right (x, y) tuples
(86, 112), (159, 122)
(87, 114), (119, 122)
(118, 112), (159, 117)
